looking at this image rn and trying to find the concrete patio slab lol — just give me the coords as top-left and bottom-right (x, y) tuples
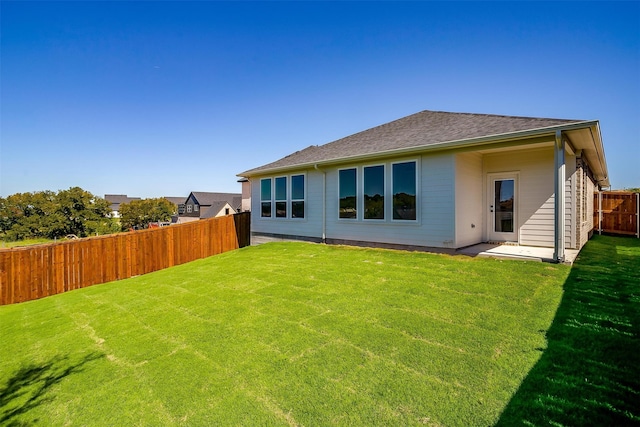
(457, 243), (580, 264)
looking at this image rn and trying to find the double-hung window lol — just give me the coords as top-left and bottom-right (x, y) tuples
(291, 174), (305, 218)
(261, 178), (272, 217)
(275, 177), (287, 218)
(260, 175), (305, 219)
(364, 165), (385, 220)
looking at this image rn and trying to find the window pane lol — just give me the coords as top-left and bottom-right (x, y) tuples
(339, 168), (357, 219)
(275, 177), (287, 201)
(291, 175), (304, 200)
(261, 202), (271, 217)
(393, 162), (416, 220)
(494, 180), (514, 232)
(364, 165), (384, 219)
(276, 201), (287, 218)
(261, 179), (271, 201)
(292, 201), (305, 218)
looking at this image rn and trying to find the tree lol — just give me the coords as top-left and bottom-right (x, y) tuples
(119, 198), (176, 231)
(0, 187), (114, 241)
(56, 187), (113, 237)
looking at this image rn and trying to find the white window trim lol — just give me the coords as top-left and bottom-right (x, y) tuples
(337, 159), (421, 225)
(290, 173), (306, 220)
(363, 163), (386, 222)
(260, 178), (273, 219)
(390, 159), (419, 222)
(259, 174), (307, 220)
(274, 175), (288, 219)
(338, 166), (359, 221)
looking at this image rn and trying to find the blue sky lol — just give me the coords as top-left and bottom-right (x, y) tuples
(2, 1), (639, 198)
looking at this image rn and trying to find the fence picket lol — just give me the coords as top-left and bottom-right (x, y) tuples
(0, 212), (250, 305)
(594, 192), (639, 237)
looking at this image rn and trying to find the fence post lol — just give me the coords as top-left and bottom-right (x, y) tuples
(598, 191), (602, 235)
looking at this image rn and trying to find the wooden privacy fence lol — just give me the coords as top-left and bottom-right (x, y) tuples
(0, 212), (250, 305)
(594, 192), (639, 237)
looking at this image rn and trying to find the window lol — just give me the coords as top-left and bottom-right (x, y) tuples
(194, 204), (199, 212)
(225, 207), (230, 215)
(291, 174), (305, 218)
(261, 175), (305, 219)
(392, 161), (417, 220)
(261, 178), (272, 217)
(339, 168), (357, 219)
(364, 165), (384, 219)
(275, 176), (287, 218)
(187, 204), (193, 213)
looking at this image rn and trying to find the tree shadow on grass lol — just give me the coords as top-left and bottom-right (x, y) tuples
(0, 352), (104, 426)
(496, 235), (640, 426)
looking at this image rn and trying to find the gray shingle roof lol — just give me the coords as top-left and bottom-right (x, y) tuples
(190, 192), (241, 207)
(239, 110), (586, 176)
(104, 194), (141, 204)
(164, 196), (186, 206)
(200, 201), (232, 219)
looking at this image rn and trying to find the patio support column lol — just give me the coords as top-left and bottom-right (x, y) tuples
(554, 130), (566, 262)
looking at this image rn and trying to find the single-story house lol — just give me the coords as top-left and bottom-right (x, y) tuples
(238, 110), (609, 262)
(104, 194), (141, 218)
(176, 191), (242, 223)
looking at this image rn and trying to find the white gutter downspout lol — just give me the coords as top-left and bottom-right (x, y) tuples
(314, 164), (326, 243)
(554, 130), (566, 263)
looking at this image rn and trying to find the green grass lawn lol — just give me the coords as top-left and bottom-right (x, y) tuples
(0, 238), (56, 249)
(0, 236), (637, 426)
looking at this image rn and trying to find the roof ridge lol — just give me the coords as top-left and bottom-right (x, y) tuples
(421, 109), (582, 122)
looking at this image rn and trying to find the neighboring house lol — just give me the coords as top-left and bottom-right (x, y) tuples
(104, 194), (141, 218)
(238, 110), (609, 262)
(163, 197), (186, 215)
(176, 191), (242, 223)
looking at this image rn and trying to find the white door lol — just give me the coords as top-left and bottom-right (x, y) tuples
(488, 174), (518, 242)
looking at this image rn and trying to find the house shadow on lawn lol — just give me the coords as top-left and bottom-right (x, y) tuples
(0, 352), (104, 426)
(496, 235), (640, 426)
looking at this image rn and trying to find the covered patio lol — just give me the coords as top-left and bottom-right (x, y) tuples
(457, 243), (580, 264)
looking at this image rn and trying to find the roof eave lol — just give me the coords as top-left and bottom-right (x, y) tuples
(590, 122), (610, 188)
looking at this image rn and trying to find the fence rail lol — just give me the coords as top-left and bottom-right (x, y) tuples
(0, 212), (250, 305)
(594, 192), (639, 237)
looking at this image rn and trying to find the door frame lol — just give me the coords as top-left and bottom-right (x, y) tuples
(487, 172), (519, 243)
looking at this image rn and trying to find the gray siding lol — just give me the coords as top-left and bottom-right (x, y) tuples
(252, 153), (457, 249)
(322, 154), (456, 248)
(250, 143), (576, 250)
(251, 170), (323, 239)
